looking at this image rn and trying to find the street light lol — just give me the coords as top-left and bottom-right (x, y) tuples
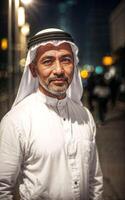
(18, 3), (30, 71)
(8, 0), (13, 73)
(14, 0), (20, 73)
(21, 0), (32, 5)
(21, 23), (30, 36)
(7, 0), (31, 108)
(8, 0), (31, 73)
(18, 7), (25, 27)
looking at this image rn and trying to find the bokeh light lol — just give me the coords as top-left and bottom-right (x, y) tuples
(102, 56), (113, 66)
(95, 66), (104, 74)
(83, 64), (94, 72)
(1, 38), (8, 50)
(80, 69), (89, 79)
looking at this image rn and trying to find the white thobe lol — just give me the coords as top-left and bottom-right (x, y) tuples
(0, 89), (103, 200)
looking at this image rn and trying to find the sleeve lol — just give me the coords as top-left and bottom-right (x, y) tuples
(85, 108), (104, 200)
(0, 115), (23, 199)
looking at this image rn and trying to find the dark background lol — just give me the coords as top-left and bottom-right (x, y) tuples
(0, 0), (121, 66)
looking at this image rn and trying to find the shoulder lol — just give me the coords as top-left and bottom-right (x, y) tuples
(13, 92), (38, 110)
(10, 92), (38, 116)
(0, 93), (38, 144)
(0, 92), (37, 129)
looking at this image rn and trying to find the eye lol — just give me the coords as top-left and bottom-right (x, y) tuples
(40, 58), (53, 66)
(61, 56), (73, 64)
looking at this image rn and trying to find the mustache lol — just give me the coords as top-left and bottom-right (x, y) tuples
(48, 75), (69, 83)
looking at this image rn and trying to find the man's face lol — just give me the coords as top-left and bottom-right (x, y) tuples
(31, 43), (74, 99)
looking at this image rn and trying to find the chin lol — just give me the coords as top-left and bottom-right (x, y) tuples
(39, 80), (67, 98)
(49, 89), (66, 97)
(48, 87), (67, 96)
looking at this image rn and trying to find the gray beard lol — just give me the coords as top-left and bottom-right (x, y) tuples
(37, 75), (67, 98)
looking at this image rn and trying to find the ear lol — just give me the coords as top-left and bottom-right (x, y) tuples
(29, 63), (37, 77)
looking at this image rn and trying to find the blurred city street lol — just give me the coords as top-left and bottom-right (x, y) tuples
(96, 101), (125, 200)
(81, 90), (125, 200)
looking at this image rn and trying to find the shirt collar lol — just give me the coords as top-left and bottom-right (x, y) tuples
(36, 88), (68, 107)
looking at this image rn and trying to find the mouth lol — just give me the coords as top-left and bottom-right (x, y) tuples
(49, 78), (68, 85)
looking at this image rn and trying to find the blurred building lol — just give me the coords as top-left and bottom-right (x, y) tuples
(0, 0), (30, 76)
(0, 1), (8, 73)
(110, 0), (125, 78)
(110, 0), (125, 50)
(82, 7), (111, 66)
(80, 1), (121, 67)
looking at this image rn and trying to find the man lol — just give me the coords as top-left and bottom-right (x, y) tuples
(0, 28), (103, 200)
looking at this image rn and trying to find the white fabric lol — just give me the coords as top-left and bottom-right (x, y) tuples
(0, 89), (103, 200)
(12, 28), (83, 107)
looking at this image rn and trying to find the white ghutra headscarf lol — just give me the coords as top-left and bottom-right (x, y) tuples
(12, 28), (83, 107)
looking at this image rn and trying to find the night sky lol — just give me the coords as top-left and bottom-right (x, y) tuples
(24, 0), (121, 64)
(25, 0), (120, 36)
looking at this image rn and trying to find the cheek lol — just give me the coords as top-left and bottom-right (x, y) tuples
(65, 66), (74, 79)
(37, 65), (52, 78)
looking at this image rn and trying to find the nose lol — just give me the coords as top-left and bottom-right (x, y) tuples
(53, 60), (64, 75)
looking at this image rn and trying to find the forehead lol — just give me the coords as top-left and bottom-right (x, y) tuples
(35, 42), (73, 58)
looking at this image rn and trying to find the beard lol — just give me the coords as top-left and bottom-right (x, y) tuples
(37, 74), (70, 98)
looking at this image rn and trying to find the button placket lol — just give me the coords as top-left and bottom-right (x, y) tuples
(57, 104), (69, 129)
(57, 102), (80, 199)
(67, 141), (80, 199)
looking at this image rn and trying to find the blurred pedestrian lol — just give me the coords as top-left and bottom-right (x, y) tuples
(0, 28), (103, 200)
(119, 78), (125, 102)
(109, 76), (121, 108)
(86, 72), (95, 111)
(94, 76), (110, 125)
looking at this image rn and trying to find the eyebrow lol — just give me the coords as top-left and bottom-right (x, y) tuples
(40, 56), (54, 61)
(40, 53), (73, 60)
(60, 54), (73, 59)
